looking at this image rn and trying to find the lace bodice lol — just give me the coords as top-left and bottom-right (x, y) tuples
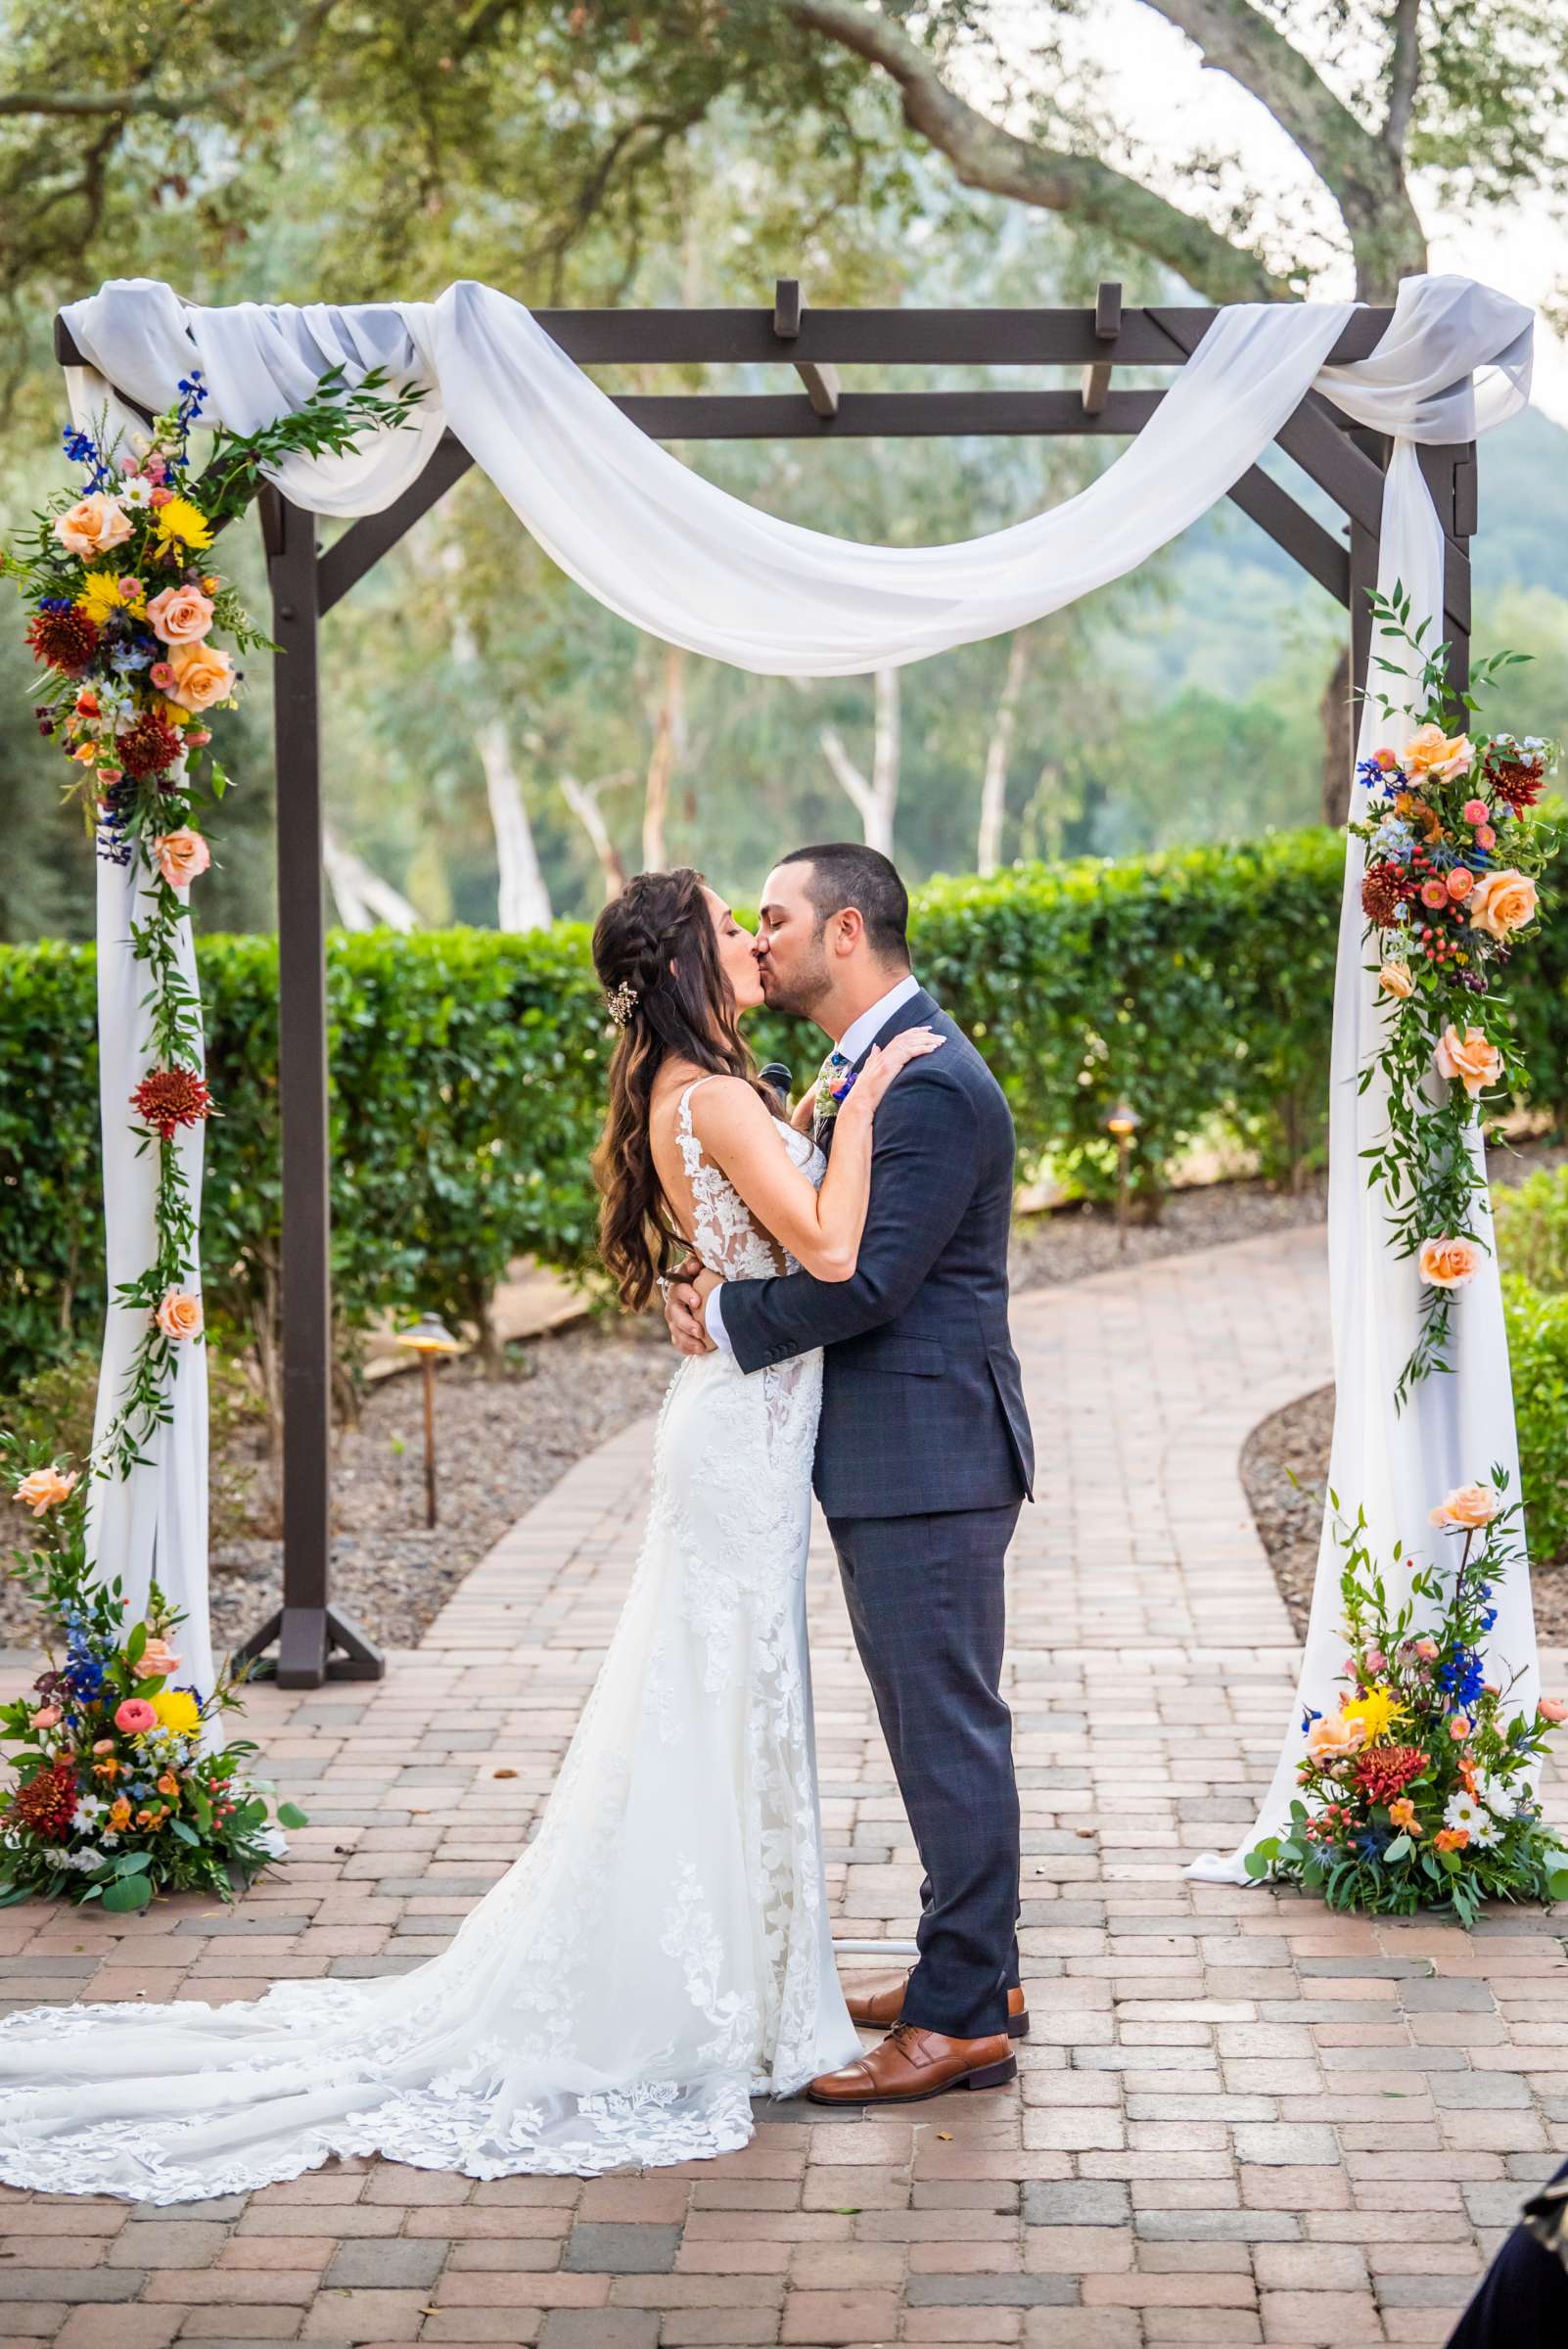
(675, 1079), (823, 1282)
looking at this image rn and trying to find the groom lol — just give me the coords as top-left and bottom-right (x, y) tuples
(663, 842), (1035, 2103)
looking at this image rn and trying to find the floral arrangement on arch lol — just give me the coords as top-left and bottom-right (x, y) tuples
(0, 1436), (305, 1909)
(1247, 1471), (1568, 1923)
(1351, 586), (1558, 1403)
(2, 361), (417, 1478)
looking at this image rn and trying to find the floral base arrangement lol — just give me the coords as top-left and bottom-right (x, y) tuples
(1, 1439), (304, 1911)
(1352, 590), (1558, 1402)
(1247, 1471), (1568, 1923)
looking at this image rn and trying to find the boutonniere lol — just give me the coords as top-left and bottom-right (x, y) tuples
(815, 1063), (857, 1127)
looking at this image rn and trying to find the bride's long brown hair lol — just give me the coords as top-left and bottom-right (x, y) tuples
(591, 868), (772, 1312)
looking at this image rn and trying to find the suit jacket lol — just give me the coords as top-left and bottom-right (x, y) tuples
(719, 986), (1035, 1520)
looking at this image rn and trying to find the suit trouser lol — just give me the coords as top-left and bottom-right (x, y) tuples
(1445, 2157), (1568, 2349)
(827, 1499), (1022, 2043)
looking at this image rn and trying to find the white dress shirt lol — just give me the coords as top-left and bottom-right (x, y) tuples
(704, 973), (922, 1353)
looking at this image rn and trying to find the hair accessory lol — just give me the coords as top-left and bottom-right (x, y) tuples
(606, 979), (638, 1029)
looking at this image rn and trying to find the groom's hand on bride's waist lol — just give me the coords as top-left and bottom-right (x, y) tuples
(662, 1254), (716, 1356)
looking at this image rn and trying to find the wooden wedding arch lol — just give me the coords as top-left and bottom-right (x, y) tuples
(52, 281), (1479, 1688)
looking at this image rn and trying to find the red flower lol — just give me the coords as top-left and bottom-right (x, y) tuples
(25, 606), (100, 674)
(116, 711), (184, 781)
(12, 1758), (76, 1843)
(1485, 747), (1546, 812)
(1360, 861), (1417, 927)
(130, 1067), (214, 1141)
(1353, 1743), (1428, 1807)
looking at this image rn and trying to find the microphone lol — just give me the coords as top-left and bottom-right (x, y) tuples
(759, 1061), (794, 1107)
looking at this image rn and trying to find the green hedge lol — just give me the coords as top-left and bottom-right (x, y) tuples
(3, 828), (1567, 1396)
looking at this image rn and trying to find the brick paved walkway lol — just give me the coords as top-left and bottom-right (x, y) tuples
(2, 1221), (1564, 2348)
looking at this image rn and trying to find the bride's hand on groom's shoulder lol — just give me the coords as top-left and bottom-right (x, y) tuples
(661, 1254), (715, 1356)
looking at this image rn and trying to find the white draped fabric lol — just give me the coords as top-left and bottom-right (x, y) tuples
(63, 274), (1534, 1868)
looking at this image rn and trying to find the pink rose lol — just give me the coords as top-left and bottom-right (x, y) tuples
(54, 491), (133, 559)
(13, 1465), (77, 1517)
(155, 1289), (204, 1342)
(1364, 1650), (1386, 1675)
(1463, 800), (1490, 826)
(163, 640), (234, 714)
(145, 585), (214, 645)
(115, 1698), (158, 1735)
(137, 1638), (181, 1681)
(1434, 1024), (1503, 1099)
(1429, 1483), (1499, 1530)
(1418, 1236), (1481, 1290)
(1539, 1698), (1567, 1726)
(28, 1705), (62, 1731)
(153, 828), (211, 889)
(1469, 869), (1539, 941)
(1446, 866), (1474, 901)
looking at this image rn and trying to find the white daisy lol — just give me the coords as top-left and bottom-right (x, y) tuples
(1444, 1791), (1483, 1837)
(70, 1797), (105, 1833)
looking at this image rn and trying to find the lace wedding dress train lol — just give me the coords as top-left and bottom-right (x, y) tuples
(0, 1087), (859, 2202)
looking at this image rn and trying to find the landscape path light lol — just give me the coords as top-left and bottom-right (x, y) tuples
(393, 1313), (462, 1530)
(1105, 1101), (1141, 1256)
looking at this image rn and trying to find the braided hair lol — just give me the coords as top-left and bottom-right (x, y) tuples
(591, 868), (771, 1312)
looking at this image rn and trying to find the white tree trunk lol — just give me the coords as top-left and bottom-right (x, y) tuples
(322, 826), (419, 932)
(442, 546), (553, 930)
(811, 666), (900, 855)
(562, 771), (631, 902)
(978, 633), (1030, 877)
(642, 644), (687, 872)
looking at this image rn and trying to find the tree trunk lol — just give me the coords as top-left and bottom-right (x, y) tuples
(322, 826), (420, 932)
(562, 770), (631, 901)
(813, 666), (900, 854)
(642, 643), (687, 872)
(1319, 646), (1355, 827)
(443, 546), (553, 929)
(978, 633), (1030, 876)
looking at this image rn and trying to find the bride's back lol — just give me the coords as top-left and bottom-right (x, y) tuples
(648, 1067), (795, 1285)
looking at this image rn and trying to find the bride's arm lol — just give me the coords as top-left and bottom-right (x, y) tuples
(687, 1035), (942, 1283)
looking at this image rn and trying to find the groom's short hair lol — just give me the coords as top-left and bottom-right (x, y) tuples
(778, 843), (910, 965)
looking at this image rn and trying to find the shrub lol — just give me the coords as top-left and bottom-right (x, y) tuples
(1502, 1276), (1568, 1566)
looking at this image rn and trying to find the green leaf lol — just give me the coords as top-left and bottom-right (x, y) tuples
(1383, 1835), (1411, 1863)
(102, 1873), (153, 1912)
(276, 1802), (309, 1830)
(1546, 1870), (1568, 1904)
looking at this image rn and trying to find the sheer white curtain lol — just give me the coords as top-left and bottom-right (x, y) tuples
(64, 277), (1533, 1832)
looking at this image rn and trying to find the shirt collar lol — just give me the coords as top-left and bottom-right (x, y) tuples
(835, 973), (921, 1066)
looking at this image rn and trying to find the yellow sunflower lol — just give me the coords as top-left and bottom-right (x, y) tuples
(153, 495), (214, 552)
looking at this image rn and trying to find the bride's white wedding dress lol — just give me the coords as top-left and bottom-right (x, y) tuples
(0, 1083), (859, 2202)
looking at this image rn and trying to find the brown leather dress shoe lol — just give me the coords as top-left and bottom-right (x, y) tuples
(807, 2022), (1017, 2105)
(844, 1972), (1030, 2040)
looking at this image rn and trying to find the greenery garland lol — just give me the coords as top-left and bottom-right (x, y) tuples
(1352, 588), (1558, 1404)
(0, 357), (417, 1900)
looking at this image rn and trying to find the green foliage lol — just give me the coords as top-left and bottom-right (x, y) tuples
(1495, 1163), (1568, 1296)
(1503, 1277), (1568, 1566)
(3, 831), (1568, 1405)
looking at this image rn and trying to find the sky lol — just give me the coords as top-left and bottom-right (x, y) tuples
(975, 0), (1568, 424)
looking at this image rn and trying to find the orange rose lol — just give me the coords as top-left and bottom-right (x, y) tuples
(1418, 1236), (1481, 1290)
(1307, 1712), (1367, 1765)
(163, 640), (235, 714)
(13, 1465), (77, 1517)
(144, 585), (214, 644)
(1405, 723), (1473, 786)
(1468, 869), (1539, 941)
(1433, 1024), (1503, 1099)
(54, 491), (133, 559)
(153, 828), (211, 889)
(1429, 1483), (1499, 1530)
(155, 1288), (204, 1342)
(139, 1637), (181, 1680)
(1377, 962), (1414, 999)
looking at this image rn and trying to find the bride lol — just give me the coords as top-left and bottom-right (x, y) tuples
(0, 866), (939, 2203)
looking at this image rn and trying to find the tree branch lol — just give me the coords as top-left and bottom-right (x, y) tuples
(0, 0), (343, 120)
(784, 0), (1290, 301)
(1383, 0), (1422, 161)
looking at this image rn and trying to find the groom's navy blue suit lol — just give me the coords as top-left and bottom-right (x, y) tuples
(719, 984), (1034, 2042)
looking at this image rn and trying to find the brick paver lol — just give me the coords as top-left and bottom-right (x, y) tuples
(2, 1221), (1563, 2345)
